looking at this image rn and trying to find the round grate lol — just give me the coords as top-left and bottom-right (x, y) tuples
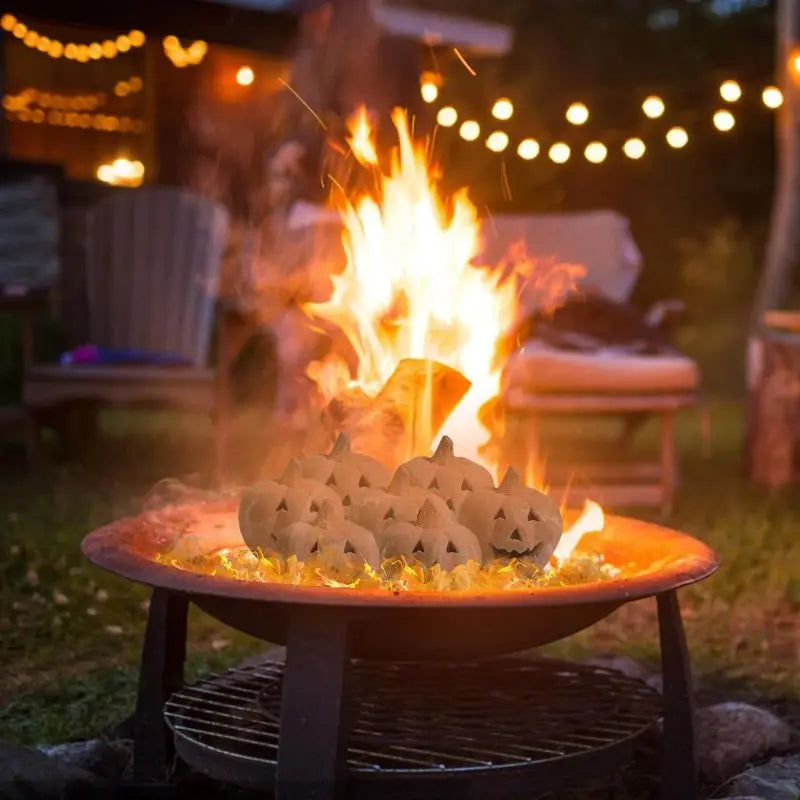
(164, 657), (661, 792)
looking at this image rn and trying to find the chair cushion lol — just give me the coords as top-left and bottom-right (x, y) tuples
(24, 364), (215, 411)
(502, 341), (700, 395)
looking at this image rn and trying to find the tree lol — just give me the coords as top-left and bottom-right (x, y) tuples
(752, 0), (800, 324)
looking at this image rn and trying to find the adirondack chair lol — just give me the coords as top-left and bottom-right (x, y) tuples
(484, 211), (705, 513)
(23, 186), (230, 470)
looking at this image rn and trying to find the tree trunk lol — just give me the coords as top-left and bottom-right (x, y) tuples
(746, 329), (800, 488)
(752, 0), (800, 325)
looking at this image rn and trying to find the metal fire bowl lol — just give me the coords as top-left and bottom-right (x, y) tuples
(82, 507), (718, 660)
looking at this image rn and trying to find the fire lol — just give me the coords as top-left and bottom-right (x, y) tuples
(551, 500), (605, 565)
(307, 106), (566, 470)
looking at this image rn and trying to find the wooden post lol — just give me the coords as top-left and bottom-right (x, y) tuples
(746, 328), (800, 488)
(752, 0), (800, 323)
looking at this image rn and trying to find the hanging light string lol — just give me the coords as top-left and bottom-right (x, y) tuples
(0, 13), (145, 60)
(162, 36), (207, 67)
(421, 73), (784, 164)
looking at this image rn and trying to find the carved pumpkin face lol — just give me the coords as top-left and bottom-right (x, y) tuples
(457, 468), (562, 567)
(403, 436), (494, 510)
(238, 481), (312, 554)
(377, 500), (481, 571)
(238, 461), (341, 555)
(274, 500), (380, 569)
(343, 466), (450, 534)
(298, 433), (391, 497)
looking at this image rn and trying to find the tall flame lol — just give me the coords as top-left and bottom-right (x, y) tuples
(307, 108), (522, 466)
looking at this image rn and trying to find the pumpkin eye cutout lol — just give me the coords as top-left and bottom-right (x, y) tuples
(326, 474), (337, 487)
(509, 528), (522, 542)
(461, 478), (472, 491)
(276, 498), (288, 512)
(310, 501), (319, 513)
(412, 540), (425, 553)
(342, 495), (351, 507)
(359, 475), (370, 488)
(310, 540), (320, 554)
(344, 540), (356, 554)
(446, 498), (455, 511)
(528, 509), (540, 522)
(383, 507), (396, 520)
(428, 477), (440, 490)
(446, 541), (458, 553)
(494, 508), (505, 520)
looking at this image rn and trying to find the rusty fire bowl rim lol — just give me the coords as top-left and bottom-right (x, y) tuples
(81, 509), (719, 608)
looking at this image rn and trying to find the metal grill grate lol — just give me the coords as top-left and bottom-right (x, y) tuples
(164, 657), (661, 787)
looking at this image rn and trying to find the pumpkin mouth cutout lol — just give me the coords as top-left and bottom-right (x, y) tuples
(491, 542), (544, 560)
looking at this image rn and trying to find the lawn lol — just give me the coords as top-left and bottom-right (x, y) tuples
(1, 400), (799, 745)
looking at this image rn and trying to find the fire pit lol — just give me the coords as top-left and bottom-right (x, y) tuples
(83, 507), (717, 798)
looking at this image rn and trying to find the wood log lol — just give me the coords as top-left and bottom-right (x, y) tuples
(746, 327), (800, 488)
(323, 358), (471, 467)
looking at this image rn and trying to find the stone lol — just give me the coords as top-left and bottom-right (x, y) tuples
(695, 703), (793, 784)
(725, 755), (800, 800)
(582, 654), (659, 686)
(0, 740), (110, 799)
(38, 738), (130, 780)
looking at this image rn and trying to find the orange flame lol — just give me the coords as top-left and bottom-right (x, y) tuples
(307, 107), (542, 469)
(551, 500), (605, 565)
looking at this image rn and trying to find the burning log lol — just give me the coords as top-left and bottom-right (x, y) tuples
(322, 357), (471, 466)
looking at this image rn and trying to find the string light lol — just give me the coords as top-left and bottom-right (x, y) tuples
(549, 142), (570, 163)
(485, 130), (509, 152)
(719, 80), (742, 102)
(642, 96), (665, 119)
(565, 102), (589, 125)
(162, 36), (207, 67)
(713, 109), (735, 131)
(6, 106), (145, 133)
(436, 106), (457, 127)
(96, 157), (145, 187)
(491, 98), (514, 121)
(420, 82), (438, 103)
(666, 126), (689, 148)
(584, 141), (607, 163)
(517, 138), (540, 160)
(762, 86), (783, 109)
(1, 15), (144, 60)
(459, 120), (480, 141)
(114, 76), (144, 97)
(236, 66), (254, 86)
(623, 137), (646, 159)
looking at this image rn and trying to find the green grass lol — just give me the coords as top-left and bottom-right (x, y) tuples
(1, 401), (799, 746)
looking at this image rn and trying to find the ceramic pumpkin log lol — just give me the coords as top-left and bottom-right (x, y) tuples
(274, 500), (380, 569)
(378, 499), (481, 571)
(457, 467), (562, 567)
(402, 436), (494, 511)
(344, 466), (453, 534)
(298, 433), (391, 497)
(238, 479), (315, 555)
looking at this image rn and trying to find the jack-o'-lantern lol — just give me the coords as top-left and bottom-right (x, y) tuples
(298, 433), (391, 497)
(274, 500), (379, 569)
(457, 467), (562, 567)
(378, 499), (481, 571)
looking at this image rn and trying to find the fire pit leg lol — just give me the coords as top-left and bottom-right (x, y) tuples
(133, 588), (189, 783)
(276, 609), (351, 800)
(657, 590), (696, 800)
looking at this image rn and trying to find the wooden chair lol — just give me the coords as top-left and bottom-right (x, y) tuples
(23, 186), (230, 471)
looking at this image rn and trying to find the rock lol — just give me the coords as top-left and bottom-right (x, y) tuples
(696, 703), (793, 784)
(38, 738), (130, 780)
(725, 755), (800, 800)
(0, 740), (110, 799)
(582, 654), (659, 687)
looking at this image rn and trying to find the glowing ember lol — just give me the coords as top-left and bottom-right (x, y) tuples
(149, 499), (614, 593)
(306, 107), (582, 470)
(552, 500), (605, 565)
